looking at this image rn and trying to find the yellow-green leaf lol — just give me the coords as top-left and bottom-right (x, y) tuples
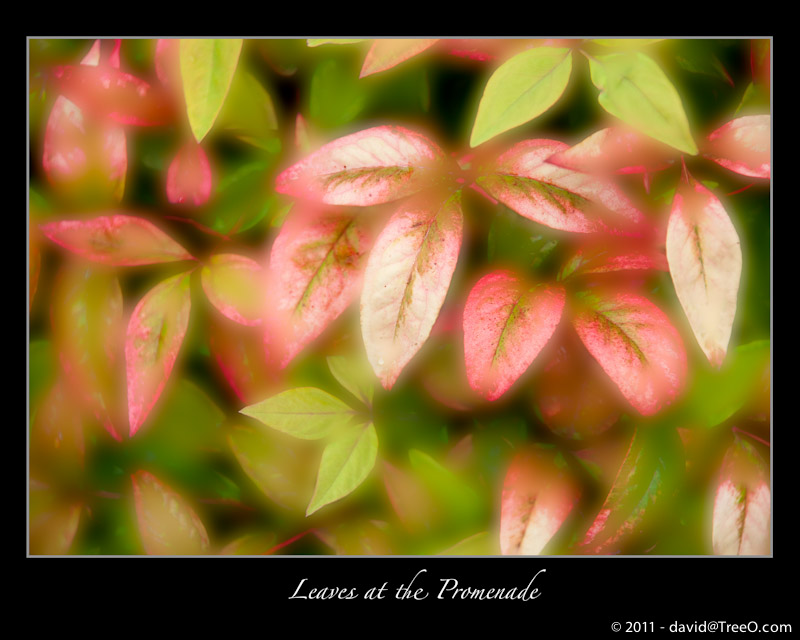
(591, 39), (665, 49)
(587, 52), (698, 155)
(306, 422), (378, 515)
(180, 39), (243, 142)
(307, 39), (367, 47)
(471, 47), (572, 147)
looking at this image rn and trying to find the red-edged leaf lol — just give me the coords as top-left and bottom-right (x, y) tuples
(361, 192), (463, 389)
(667, 175), (741, 367)
(40, 215), (193, 265)
(52, 263), (125, 441)
(275, 125), (446, 206)
(463, 270), (564, 401)
(571, 289), (687, 416)
(52, 64), (173, 126)
(268, 208), (372, 366)
(712, 437), (770, 555)
(477, 139), (645, 234)
(546, 127), (674, 176)
(360, 39), (439, 78)
(126, 271), (192, 436)
(703, 115), (770, 179)
(201, 253), (264, 326)
(500, 446), (580, 555)
(166, 139), (213, 206)
(131, 470), (210, 555)
(558, 237), (668, 281)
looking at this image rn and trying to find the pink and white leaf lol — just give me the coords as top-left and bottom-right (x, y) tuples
(360, 39), (439, 78)
(126, 271), (192, 436)
(572, 289), (687, 416)
(463, 270), (565, 401)
(500, 447), (580, 555)
(275, 125), (446, 206)
(201, 254), (265, 326)
(477, 139), (645, 235)
(268, 209), (373, 367)
(131, 470), (210, 555)
(40, 214), (193, 265)
(712, 437), (770, 555)
(667, 176), (741, 367)
(703, 115), (770, 179)
(361, 192), (463, 389)
(166, 139), (213, 206)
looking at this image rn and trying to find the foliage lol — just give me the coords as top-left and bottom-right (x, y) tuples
(28, 37), (770, 556)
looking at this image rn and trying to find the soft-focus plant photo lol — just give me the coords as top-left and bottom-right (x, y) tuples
(28, 37), (771, 556)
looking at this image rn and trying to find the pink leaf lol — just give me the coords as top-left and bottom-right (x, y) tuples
(155, 39), (178, 87)
(572, 289), (687, 416)
(558, 237), (668, 280)
(166, 139), (213, 206)
(126, 271), (192, 436)
(361, 192), (463, 389)
(712, 437), (770, 555)
(201, 253), (264, 326)
(667, 175), (741, 367)
(40, 214), (194, 265)
(275, 125), (446, 206)
(703, 115), (770, 179)
(500, 446), (580, 555)
(463, 270), (565, 401)
(546, 127), (674, 176)
(52, 64), (173, 126)
(360, 39), (439, 77)
(477, 139), (645, 235)
(268, 208), (372, 366)
(131, 470), (210, 555)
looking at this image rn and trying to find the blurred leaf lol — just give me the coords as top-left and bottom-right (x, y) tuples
(382, 460), (439, 534)
(703, 115), (770, 179)
(327, 355), (374, 408)
(587, 51), (698, 155)
(29, 489), (82, 555)
(218, 69), (278, 149)
(131, 470), (210, 555)
(201, 253), (265, 326)
(591, 39), (665, 49)
(307, 39), (367, 47)
(360, 39), (438, 78)
(307, 422), (378, 515)
(207, 160), (278, 234)
(437, 531), (498, 555)
(559, 238), (667, 281)
(471, 47), (572, 147)
(29, 341), (57, 413)
(219, 530), (277, 555)
(315, 519), (394, 555)
(310, 58), (368, 129)
(240, 387), (357, 440)
(180, 39), (243, 142)
(487, 206), (558, 270)
(30, 378), (85, 482)
(166, 139), (213, 206)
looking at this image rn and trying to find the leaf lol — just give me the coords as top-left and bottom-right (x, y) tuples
(179, 38), (243, 142)
(487, 206), (559, 270)
(30, 378), (85, 481)
(201, 253), (264, 326)
(470, 47), (573, 147)
(558, 238), (668, 280)
(51, 264), (124, 441)
(360, 39), (439, 78)
(463, 270), (565, 401)
(327, 355), (375, 408)
(477, 139), (645, 234)
(667, 174), (741, 367)
(40, 215), (193, 265)
(572, 289), (687, 416)
(240, 387), (357, 440)
(577, 426), (683, 554)
(307, 422), (378, 515)
(500, 446), (580, 555)
(268, 208), (372, 366)
(361, 192), (463, 389)
(275, 125), (446, 206)
(227, 423), (316, 511)
(126, 271), (192, 436)
(712, 437), (770, 555)
(166, 139), (213, 206)
(29, 490), (82, 555)
(217, 69), (278, 148)
(310, 58), (368, 129)
(207, 160), (277, 235)
(546, 127), (675, 176)
(131, 470), (210, 555)
(307, 39), (368, 47)
(703, 115), (770, 179)
(438, 532), (498, 556)
(587, 52), (698, 155)
(591, 39), (665, 49)
(52, 64), (172, 126)
(382, 460), (439, 534)
(315, 519), (393, 555)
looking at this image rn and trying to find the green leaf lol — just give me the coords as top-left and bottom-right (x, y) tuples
(217, 69), (278, 149)
(587, 51), (698, 155)
(327, 355), (374, 408)
(207, 160), (278, 234)
(309, 58), (368, 129)
(180, 39), (243, 142)
(487, 206), (558, 271)
(684, 340), (770, 428)
(409, 449), (484, 527)
(240, 387), (357, 440)
(307, 422), (378, 515)
(591, 39), (665, 49)
(471, 47), (572, 147)
(307, 39), (367, 47)
(437, 532), (498, 555)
